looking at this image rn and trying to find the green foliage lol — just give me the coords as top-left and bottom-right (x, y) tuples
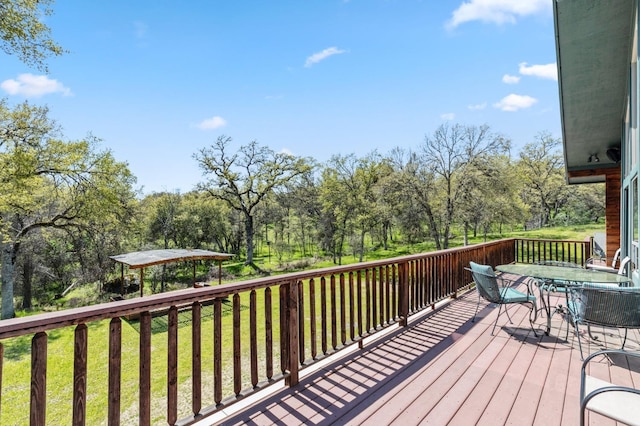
(0, 101), (137, 318)
(0, 0), (65, 71)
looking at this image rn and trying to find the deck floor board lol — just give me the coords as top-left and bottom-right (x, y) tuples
(212, 275), (640, 426)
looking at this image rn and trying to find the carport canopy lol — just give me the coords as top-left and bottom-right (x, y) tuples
(110, 249), (234, 296)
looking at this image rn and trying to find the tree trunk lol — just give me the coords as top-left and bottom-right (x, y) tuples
(463, 221), (469, 246)
(244, 213), (255, 265)
(423, 205), (442, 251)
(21, 251), (34, 310)
(1, 242), (17, 319)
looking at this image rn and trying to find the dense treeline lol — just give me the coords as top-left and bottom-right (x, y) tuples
(0, 100), (605, 318)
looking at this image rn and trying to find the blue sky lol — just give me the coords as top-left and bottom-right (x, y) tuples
(1, 0), (558, 195)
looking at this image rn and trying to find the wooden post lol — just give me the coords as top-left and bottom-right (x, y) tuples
(285, 280), (299, 386)
(73, 324), (88, 425)
(108, 319), (121, 426)
(139, 312), (151, 425)
(399, 261), (409, 327)
(218, 260), (222, 285)
(120, 264), (124, 296)
(139, 269), (144, 298)
(30, 332), (47, 426)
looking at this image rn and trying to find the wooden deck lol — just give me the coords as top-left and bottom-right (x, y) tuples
(206, 275), (640, 425)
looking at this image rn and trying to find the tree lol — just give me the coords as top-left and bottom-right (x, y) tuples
(517, 132), (567, 228)
(0, 101), (136, 318)
(456, 154), (525, 242)
(0, 0), (65, 71)
(174, 192), (230, 252)
(194, 135), (312, 270)
(145, 191), (181, 250)
(419, 123), (510, 249)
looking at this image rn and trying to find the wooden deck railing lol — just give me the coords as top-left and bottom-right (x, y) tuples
(514, 238), (591, 266)
(0, 237), (589, 425)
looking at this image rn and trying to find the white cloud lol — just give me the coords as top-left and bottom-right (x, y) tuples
(304, 47), (347, 68)
(468, 102), (487, 111)
(518, 62), (557, 81)
(446, 0), (550, 29)
(1, 73), (72, 98)
(440, 113), (455, 120)
(134, 21), (148, 39)
(197, 116), (227, 130)
(502, 74), (520, 84)
(493, 94), (537, 112)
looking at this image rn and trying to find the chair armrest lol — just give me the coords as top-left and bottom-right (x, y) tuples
(495, 274), (536, 297)
(585, 263), (618, 273)
(580, 350), (640, 425)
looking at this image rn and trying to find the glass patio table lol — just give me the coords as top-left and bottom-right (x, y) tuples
(496, 263), (632, 335)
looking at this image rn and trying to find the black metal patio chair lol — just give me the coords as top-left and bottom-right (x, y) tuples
(466, 261), (538, 337)
(569, 284), (640, 359)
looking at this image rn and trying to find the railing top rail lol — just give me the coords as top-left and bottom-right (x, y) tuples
(514, 238), (588, 244)
(0, 238), (523, 339)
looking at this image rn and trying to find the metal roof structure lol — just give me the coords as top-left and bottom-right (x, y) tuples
(110, 248), (233, 269)
(109, 249), (234, 296)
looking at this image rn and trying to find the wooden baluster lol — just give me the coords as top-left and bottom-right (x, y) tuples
(391, 264), (397, 319)
(0, 342), (3, 424)
(356, 271), (363, 338)
(297, 282), (305, 363)
(399, 262), (409, 327)
(73, 324), (88, 426)
(233, 293), (242, 396)
(108, 318), (121, 426)
(365, 269), (371, 333)
(414, 260), (419, 310)
(250, 290), (258, 388)
(30, 332), (47, 426)
(372, 268), (378, 329)
(386, 265), (391, 322)
(309, 279), (317, 360)
(139, 312), (151, 426)
(167, 307), (178, 425)
(320, 277), (327, 355)
(265, 288), (273, 379)
(340, 273), (346, 345)
(330, 275), (337, 350)
(349, 272), (355, 341)
(213, 299), (222, 404)
(376, 266), (383, 325)
(192, 302), (202, 416)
